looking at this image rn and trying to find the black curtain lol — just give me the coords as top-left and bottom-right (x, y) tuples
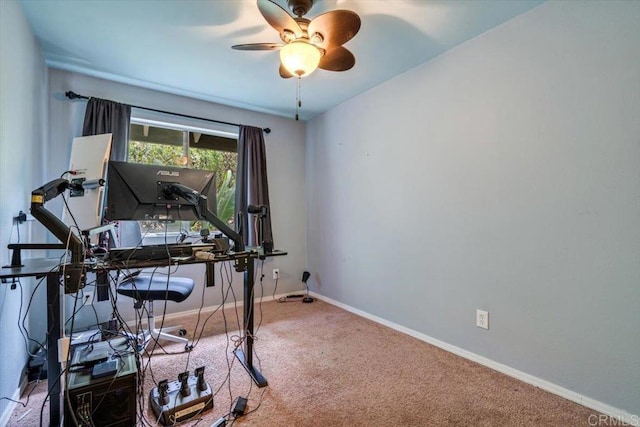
(82, 97), (132, 262)
(82, 97), (131, 161)
(235, 125), (273, 248)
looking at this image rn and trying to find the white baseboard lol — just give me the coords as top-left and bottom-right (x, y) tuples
(310, 292), (639, 426)
(133, 292), (292, 326)
(0, 372), (29, 427)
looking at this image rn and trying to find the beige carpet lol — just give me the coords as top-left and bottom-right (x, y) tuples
(9, 298), (603, 426)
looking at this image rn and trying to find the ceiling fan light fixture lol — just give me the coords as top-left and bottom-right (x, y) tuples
(280, 40), (321, 77)
(282, 29), (296, 43)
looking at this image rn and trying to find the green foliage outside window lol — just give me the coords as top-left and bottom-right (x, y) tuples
(129, 139), (237, 232)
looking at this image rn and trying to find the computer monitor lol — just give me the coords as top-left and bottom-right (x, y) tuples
(62, 134), (112, 232)
(105, 161), (217, 222)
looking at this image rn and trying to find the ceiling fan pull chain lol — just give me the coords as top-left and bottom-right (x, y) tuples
(295, 76), (302, 121)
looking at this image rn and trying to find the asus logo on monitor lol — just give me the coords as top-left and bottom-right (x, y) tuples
(157, 170), (180, 177)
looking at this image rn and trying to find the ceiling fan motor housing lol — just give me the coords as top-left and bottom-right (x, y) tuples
(232, 0), (359, 77)
(288, 0), (314, 17)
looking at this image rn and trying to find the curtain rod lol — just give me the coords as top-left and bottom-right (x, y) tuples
(64, 91), (271, 134)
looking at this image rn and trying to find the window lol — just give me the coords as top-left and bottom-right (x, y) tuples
(127, 118), (238, 236)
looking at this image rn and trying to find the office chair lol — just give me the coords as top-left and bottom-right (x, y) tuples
(115, 221), (194, 352)
(117, 273), (193, 351)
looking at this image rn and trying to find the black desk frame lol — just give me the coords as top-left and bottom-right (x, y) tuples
(235, 258), (268, 386)
(1, 252), (266, 427)
(0, 259), (63, 427)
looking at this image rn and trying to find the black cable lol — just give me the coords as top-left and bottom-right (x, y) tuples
(272, 272), (284, 302)
(17, 276), (48, 356)
(106, 269), (154, 427)
(0, 377), (42, 407)
(87, 359), (129, 425)
(20, 238), (267, 425)
(117, 297), (156, 426)
(64, 267), (84, 427)
(251, 260), (265, 374)
(16, 215), (21, 243)
(151, 225), (205, 425)
(61, 192), (84, 255)
(63, 280), (99, 330)
(255, 259), (266, 335)
(7, 212), (18, 261)
(151, 220), (181, 354)
(237, 258), (260, 346)
(189, 258), (220, 348)
(218, 257), (268, 425)
(120, 223), (203, 426)
(219, 266), (242, 419)
(140, 263), (237, 427)
(191, 270), (228, 345)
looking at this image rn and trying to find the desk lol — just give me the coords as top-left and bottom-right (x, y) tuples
(105, 250), (270, 387)
(1, 251), (271, 426)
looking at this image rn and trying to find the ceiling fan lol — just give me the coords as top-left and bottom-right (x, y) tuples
(232, 0), (361, 79)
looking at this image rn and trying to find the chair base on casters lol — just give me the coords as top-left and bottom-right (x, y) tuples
(132, 300), (192, 352)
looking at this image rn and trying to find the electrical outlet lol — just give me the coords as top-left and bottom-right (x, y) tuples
(83, 291), (94, 305)
(476, 310), (489, 329)
(272, 268), (279, 280)
(13, 210), (34, 224)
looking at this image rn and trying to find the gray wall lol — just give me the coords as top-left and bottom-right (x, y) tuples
(306, 0), (639, 417)
(0, 8), (307, 420)
(48, 69), (307, 329)
(2, 0), (638, 422)
(0, 0), (49, 422)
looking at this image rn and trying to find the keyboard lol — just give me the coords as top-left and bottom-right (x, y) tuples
(107, 241), (227, 262)
(108, 243), (196, 262)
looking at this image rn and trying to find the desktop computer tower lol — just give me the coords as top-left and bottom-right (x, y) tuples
(64, 338), (137, 427)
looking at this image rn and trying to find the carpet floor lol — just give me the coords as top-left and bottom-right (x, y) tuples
(8, 297), (603, 426)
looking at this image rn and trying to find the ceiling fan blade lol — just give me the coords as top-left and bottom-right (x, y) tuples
(258, 0), (302, 39)
(232, 43), (283, 51)
(308, 10), (361, 51)
(318, 46), (355, 72)
(279, 63), (294, 79)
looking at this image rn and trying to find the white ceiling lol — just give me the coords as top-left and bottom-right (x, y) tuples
(19, 0), (544, 121)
